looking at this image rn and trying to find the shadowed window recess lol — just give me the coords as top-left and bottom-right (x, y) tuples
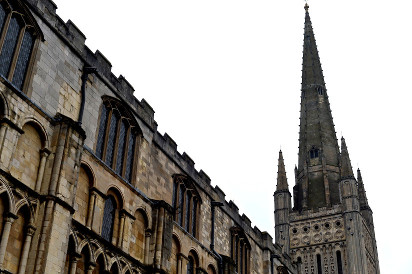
(96, 97), (142, 183)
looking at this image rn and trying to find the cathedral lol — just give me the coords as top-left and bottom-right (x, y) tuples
(0, 0), (378, 273)
(274, 4), (380, 274)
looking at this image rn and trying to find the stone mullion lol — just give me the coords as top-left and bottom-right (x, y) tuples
(121, 126), (131, 177)
(0, 11), (12, 52)
(111, 117), (122, 171)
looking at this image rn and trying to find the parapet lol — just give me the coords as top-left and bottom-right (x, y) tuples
(25, 0), (156, 130)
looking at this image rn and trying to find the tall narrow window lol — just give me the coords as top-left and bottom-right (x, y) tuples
(96, 98), (141, 183)
(336, 251), (343, 274)
(185, 191), (191, 231)
(178, 185), (185, 226)
(230, 227), (251, 274)
(187, 256), (194, 274)
(171, 175), (201, 238)
(316, 254), (322, 274)
(191, 198), (197, 236)
(0, 1), (40, 90)
(102, 196), (116, 242)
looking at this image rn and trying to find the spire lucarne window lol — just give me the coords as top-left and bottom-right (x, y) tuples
(0, 0), (40, 90)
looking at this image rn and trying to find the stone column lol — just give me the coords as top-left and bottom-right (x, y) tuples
(17, 225), (36, 274)
(86, 191), (97, 229)
(69, 257), (78, 274)
(35, 149), (50, 193)
(0, 214), (17, 267)
(87, 263), (96, 274)
(144, 229), (151, 265)
(118, 212), (126, 248)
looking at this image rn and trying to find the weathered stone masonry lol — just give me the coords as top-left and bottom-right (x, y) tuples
(0, 0), (295, 273)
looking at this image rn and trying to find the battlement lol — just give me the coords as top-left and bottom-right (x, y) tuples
(25, 0), (156, 129)
(25, 0), (277, 257)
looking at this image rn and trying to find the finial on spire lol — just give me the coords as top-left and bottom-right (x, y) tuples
(304, 2), (309, 11)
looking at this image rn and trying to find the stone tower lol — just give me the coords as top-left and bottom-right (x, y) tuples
(274, 4), (380, 274)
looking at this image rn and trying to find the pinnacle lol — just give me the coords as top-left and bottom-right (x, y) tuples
(340, 137), (354, 178)
(276, 150), (288, 191)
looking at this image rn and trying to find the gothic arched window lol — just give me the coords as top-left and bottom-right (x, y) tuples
(187, 256), (194, 274)
(0, 0), (41, 90)
(96, 98), (141, 183)
(101, 195), (116, 242)
(172, 175), (201, 238)
(230, 227), (251, 274)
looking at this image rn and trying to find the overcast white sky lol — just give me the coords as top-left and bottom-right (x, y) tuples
(52, 0), (411, 273)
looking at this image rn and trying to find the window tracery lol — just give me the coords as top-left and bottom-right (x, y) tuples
(172, 175), (201, 238)
(230, 227), (251, 274)
(96, 98), (141, 183)
(0, 0), (40, 90)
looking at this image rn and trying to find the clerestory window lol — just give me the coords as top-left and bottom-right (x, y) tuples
(230, 227), (251, 274)
(0, 0), (40, 90)
(172, 175), (201, 238)
(96, 98), (141, 183)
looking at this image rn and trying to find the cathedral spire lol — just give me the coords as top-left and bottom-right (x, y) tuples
(276, 150), (288, 191)
(301, 3), (325, 90)
(295, 4), (341, 210)
(340, 137), (354, 178)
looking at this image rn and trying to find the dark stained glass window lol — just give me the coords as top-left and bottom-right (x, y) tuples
(0, 16), (21, 76)
(12, 30), (34, 89)
(0, 2), (38, 91)
(230, 228), (250, 274)
(187, 257), (194, 274)
(0, 4), (6, 33)
(96, 99), (140, 183)
(191, 198), (197, 236)
(96, 105), (108, 158)
(178, 185), (185, 226)
(101, 196), (116, 242)
(173, 176), (200, 238)
(105, 111), (119, 167)
(125, 131), (135, 183)
(185, 191), (191, 231)
(172, 182), (177, 209)
(240, 243), (243, 274)
(115, 120), (127, 174)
